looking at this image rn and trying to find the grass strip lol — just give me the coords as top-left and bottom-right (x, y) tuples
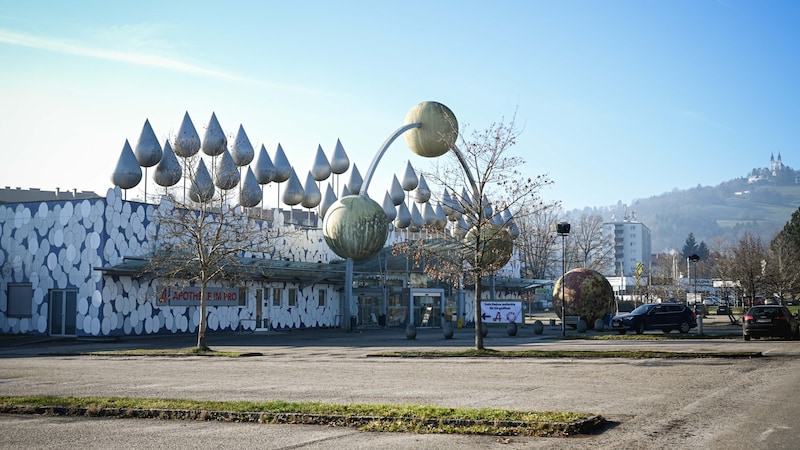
(86, 348), (261, 358)
(0, 395), (603, 437)
(369, 348), (763, 359)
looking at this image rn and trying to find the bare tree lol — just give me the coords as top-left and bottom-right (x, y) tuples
(728, 232), (768, 308)
(765, 232), (800, 302)
(396, 113), (554, 350)
(146, 155), (284, 349)
(568, 212), (612, 273)
(515, 205), (561, 279)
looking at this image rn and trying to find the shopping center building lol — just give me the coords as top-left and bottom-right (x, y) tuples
(0, 186), (529, 338)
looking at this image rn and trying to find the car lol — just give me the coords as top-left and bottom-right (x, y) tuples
(716, 305), (731, 315)
(742, 305), (800, 341)
(610, 303), (697, 335)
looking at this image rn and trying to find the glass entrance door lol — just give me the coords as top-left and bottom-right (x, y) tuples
(358, 295), (382, 327)
(255, 288), (269, 331)
(413, 294), (441, 328)
(50, 290), (77, 336)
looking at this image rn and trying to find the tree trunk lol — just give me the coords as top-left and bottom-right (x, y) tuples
(197, 280), (208, 349)
(474, 276), (484, 350)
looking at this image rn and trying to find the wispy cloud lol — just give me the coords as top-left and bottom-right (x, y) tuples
(0, 28), (251, 83)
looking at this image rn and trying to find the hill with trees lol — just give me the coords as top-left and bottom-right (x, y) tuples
(576, 157), (800, 253)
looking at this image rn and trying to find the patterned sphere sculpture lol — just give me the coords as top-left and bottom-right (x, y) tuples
(553, 268), (615, 330)
(322, 195), (389, 261)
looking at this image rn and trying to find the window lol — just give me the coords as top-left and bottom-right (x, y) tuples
(272, 288), (281, 307)
(7, 283), (33, 317)
(255, 288), (263, 302)
(318, 289), (327, 307)
(238, 288), (247, 307)
(288, 288), (298, 307)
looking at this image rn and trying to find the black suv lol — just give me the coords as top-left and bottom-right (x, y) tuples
(610, 303), (697, 335)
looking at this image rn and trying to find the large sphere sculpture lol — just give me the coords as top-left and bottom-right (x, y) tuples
(553, 268), (615, 330)
(463, 223), (513, 272)
(403, 101), (459, 158)
(323, 195), (389, 261)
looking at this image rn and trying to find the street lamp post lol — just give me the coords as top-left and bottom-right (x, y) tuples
(690, 254), (700, 305)
(556, 222), (571, 337)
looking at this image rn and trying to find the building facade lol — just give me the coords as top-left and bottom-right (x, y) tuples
(602, 213), (652, 279)
(0, 187), (523, 337)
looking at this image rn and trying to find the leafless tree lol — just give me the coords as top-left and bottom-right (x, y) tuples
(146, 155), (286, 349)
(396, 113), (554, 350)
(727, 232), (768, 308)
(764, 232), (800, 302)
(515, 205), (561, 279)
(568, 212), (613, 273)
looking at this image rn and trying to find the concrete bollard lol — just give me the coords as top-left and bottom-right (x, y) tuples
(507, 322), (517, 336)
(405, 323), (417, 339)
(533, 320), (544, 335)
(443, 322), (454, 339)
(594, 318), (605, 331)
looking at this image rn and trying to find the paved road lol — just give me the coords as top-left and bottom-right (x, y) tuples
(1, 317), (799, 449)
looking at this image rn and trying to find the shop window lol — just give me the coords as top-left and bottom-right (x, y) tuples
(7, 283), (32, 317)
(288, 288), (298, 307)
(272, 288), (282, 307)
(238, 288), (247, 306)
(318, 289), (327, 307)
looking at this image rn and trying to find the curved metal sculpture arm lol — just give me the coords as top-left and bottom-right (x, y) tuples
(450, 145), (480, 206)
(360, 122), (421, 195)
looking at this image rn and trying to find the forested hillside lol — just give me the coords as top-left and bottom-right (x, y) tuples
(577, 177), (800, 253)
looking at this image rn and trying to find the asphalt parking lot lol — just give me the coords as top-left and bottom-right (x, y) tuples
(2, 314), (799, 449)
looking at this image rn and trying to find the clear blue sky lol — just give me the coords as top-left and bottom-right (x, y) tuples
(1, 0), (798, 211)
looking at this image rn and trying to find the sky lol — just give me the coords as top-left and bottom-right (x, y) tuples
(1, 0), (798, 212)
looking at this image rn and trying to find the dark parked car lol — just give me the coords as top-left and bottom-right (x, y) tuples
(742, 305), (799, 341)
(610, 303), (697, 335)
(716, 305), (731, 315)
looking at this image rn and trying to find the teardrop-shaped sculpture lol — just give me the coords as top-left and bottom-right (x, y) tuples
(394, 202), (411, 229)
(134, 119), (162, 167)
(400, 161), (418, 191)
(434, 203), (448, 230)
(492, 213), (505, 226)
(413, 174), (431, 203)
(253, 144), (276, 184)
(441, 190), (458, 220)
(410, 203), (423, 231)
(201, 112), (227, 157)
(231, 124), (254, 166)
(111, 140), (143, 189)
(272, 143), (292, 183)
(382, 192), (397, 222)
(460, 188), (475, 217)
(301, 172), (321, 208)
(509, 220), (520, 240)
(173, 112), (201, 157)
(214, 149), (240, 190)
(422, 202), (437, 227)
(482, 194), (493, 219)
(282, 168), (304, 206)
(451, 216), (469, 239)
(239, 167), (262, 208)
(311, 145), (332, 181)
(329, 138), (350, 175)
(346, 164), (363, 195)
(388, 175), (405, 206)
(502, 209), (513, 223)
(189, 159), (215, 202)
(319, 183), (337, 219)
(153, 140), (182, 187)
